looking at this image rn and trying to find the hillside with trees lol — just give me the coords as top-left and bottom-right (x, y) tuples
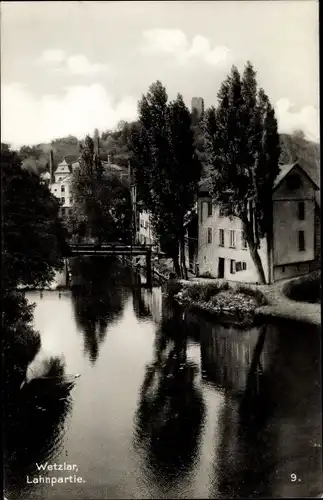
(19, 122), (319, 192)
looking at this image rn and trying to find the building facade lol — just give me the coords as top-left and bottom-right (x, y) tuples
(197, 163), (319, 283)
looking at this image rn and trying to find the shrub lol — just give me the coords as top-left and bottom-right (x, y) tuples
(235, 285), (268, 306)
(283, 271), (321, 304)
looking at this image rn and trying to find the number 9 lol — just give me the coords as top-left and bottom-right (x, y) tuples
(291, 473), (297, 482)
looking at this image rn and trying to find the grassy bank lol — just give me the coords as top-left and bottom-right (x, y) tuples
(171, 281), (267, 327)
(283, 270), (321, 304)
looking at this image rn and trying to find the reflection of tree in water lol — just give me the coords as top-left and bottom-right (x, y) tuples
(4, 359), (74, 498)
(131, 273), (152, 321)
(71, 257), (128, 363)
(134, 301), (206, 488)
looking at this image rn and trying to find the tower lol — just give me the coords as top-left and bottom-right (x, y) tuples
(191, 97), (205, 119)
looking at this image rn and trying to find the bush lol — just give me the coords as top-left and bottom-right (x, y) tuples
(283, 271), (321, 304)
(235, 285), (268, 306)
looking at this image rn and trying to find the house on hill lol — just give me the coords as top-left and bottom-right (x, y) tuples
(197, 162), (320, 283)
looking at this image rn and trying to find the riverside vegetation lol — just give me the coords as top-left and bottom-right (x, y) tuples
(170, 281), (267, 328)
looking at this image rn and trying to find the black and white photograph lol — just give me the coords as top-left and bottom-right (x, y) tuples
(1, 1), (321, 499)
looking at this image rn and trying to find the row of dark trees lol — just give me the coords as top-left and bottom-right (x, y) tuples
(128, 61), (281, 283)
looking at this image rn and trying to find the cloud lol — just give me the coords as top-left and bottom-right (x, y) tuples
(38, 49), (66, 65)
(141, 29), (231, 66)
(275, 98), (319, 142)
(1, 82), (138, 148)
(37, 49), (110, 76)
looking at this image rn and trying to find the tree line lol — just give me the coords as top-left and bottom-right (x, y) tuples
(129, 61), (281, 283)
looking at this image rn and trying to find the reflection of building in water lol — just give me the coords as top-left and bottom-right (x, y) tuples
(200, 321), (267, 395)
(140, 287), (163, 324)
(209, 320), (322, 499)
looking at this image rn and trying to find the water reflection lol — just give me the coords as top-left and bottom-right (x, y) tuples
(70, 257), (127, 363)
(134, 301), (206, 489)
(4, 359), (74, 499)
(4, 264), (322, 499)
(196, 312), (322, 498)
(132, 281), (163, 324)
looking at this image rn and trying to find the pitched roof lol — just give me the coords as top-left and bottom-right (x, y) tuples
(58, 158), (69, 167)
(273, 162), (319, 191)
(199, 163), (319, 196)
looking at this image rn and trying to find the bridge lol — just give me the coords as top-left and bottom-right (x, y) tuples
(64, 242), (156, 287)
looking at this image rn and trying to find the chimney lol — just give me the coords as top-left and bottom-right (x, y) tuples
(49, 149), (54, 183)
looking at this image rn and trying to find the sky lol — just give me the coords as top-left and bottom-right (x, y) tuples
(1, 1), (319, 148)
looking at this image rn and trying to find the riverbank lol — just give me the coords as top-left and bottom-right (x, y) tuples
(175, 274), (321, 327)
(170, 280), (267, 328)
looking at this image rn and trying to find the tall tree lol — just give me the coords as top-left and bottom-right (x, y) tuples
(2, 143), (66, 290)
(129, 82), (202, 278)
(70, 135), (105, 242)
(2, 143), (67, 396)
(70, 136), (131, 243)
(203, 62), (280, 283)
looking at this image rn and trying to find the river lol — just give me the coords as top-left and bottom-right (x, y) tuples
(4, 258), (322, 499)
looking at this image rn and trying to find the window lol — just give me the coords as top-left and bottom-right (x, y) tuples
(59, 177), (62, 181)
(235, 261), (246, 272)
(219, 229), (225, 247)
(61, 197), (65, 204)
(229, 230), (236, 248)
(207, 228), (212, 244)
(145, 221), (148, 229)
(140, 219), (144, 228)
(241, 231), (248, 249)
(298, 230), (305, 251)
(230, 259), (235, 274)
(298, 201), (305, 220)
(282, 266), (285, 273)
(200, 203), (203, 224)
(61, 185), (65, 192)
(70, 197), (73, 203)
(207, 201), (212, 217)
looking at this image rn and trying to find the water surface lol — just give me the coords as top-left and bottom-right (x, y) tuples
(4, 258), (322, 499)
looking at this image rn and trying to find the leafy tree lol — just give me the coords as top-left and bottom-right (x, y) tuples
(129, 81), (202, 278)
(203, 62), (280, 283)
(2, 143), (67, 400)
(70, 136), (131, 243)
(2, 143), (66, 290)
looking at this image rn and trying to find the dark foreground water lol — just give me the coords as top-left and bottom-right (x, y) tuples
(4, 258), (322, 499)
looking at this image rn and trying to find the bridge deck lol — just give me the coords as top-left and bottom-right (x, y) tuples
(66, 243), (156, 256)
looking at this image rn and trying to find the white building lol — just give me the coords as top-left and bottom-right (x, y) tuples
(49, 158), (74, 217)
(197, 162), (319, 283)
